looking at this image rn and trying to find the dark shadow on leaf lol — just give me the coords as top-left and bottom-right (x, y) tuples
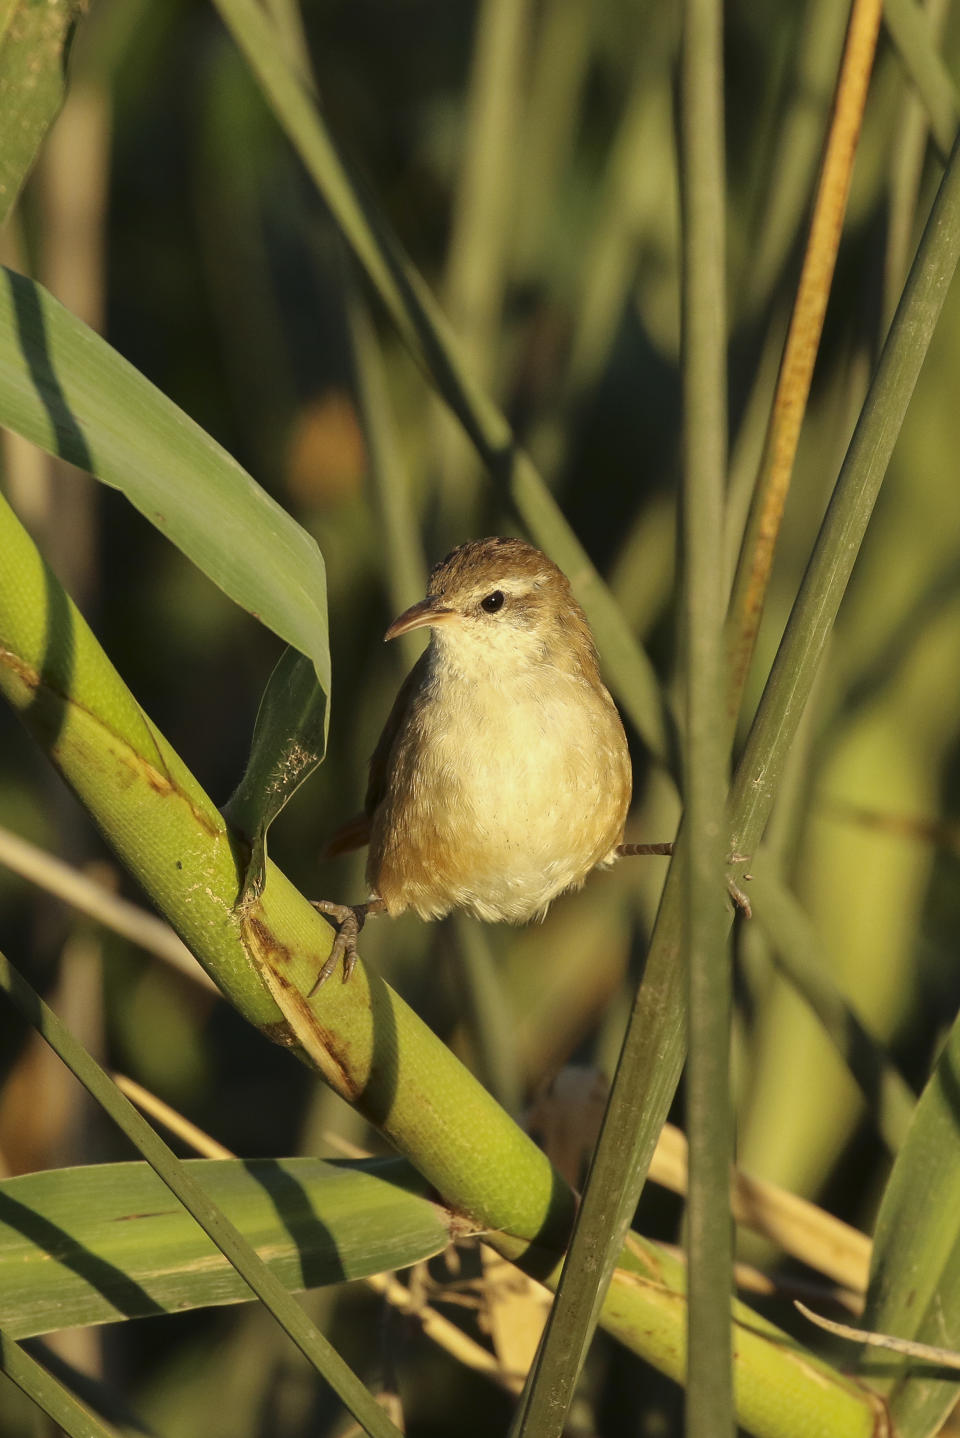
(241, 1157), (344, 1289)
(7, 270), (93, 471)
(5, 271), (96, 749)
(243, 1154), (440, 1291)
(0, 1190), (164, 1326)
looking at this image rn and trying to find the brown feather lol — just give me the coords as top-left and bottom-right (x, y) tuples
(363, 651), (431, 818)
(321, 651), (430, 859)
(321, 537), (632, 930)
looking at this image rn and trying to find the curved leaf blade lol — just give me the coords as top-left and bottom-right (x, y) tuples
(861, 1011), (960, 1437)
(0, 0), (85, 224)
(224, 647), (329, 900)
(0, 1155), (451, 1339)
(0, 266), (330, 695)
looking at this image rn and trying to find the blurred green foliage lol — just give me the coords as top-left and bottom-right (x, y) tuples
(2, 0), (960, 1434)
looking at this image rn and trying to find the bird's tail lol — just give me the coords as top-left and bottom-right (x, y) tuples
(321, 811), (372, 860)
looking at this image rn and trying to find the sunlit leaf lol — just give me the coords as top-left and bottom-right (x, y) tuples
(0, 1155), (450, 1338)
(0, 266), (330, 697)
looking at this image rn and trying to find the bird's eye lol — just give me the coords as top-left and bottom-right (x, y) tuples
(480, 590), (505, 614)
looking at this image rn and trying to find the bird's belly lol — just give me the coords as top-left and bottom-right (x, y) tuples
(369, 683), (631, 923)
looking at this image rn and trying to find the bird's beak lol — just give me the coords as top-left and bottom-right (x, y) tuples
(384, 596), (456, 642)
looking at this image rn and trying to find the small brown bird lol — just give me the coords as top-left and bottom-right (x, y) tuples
(312, 537), (669, 985)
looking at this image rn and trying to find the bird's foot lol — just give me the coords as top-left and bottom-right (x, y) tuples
(618, 843), (751, 864)
(616, 841), (675, 857)
(726, 875), (752, 919)
(308, 899), (384, 991)
(725, 854), (753, 917)
(617, 842), (752, 918)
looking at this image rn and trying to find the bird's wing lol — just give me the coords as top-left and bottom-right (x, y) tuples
(321, 651), (429, 858)
(363, 649), (430, 815)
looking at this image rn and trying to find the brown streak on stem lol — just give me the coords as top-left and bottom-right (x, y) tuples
(244, 914), (295, 968)
(614, 1267), (683, 1304)
(0, 643), (40, 691)
(241, 912), (364, 1102)
(622, 1232), (668, 1283)
(258, 1018), (304, 1050)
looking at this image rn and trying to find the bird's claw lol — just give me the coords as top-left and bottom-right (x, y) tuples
(309, 901), (366, 991)
(618, 841), (753, 917)
(726, 875), (752, 919)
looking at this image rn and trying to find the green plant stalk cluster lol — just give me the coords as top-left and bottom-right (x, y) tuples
(497, 1231), (882, 1438)
(501, 76), (960, 1438)
(601, 94), (960, 1371)
(0, 490), (880, 1437)
(730, 124), (960, 850)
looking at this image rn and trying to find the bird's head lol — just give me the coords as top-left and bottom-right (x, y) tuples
(384, 537), (601, 680)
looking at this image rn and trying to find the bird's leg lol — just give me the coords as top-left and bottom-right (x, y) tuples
(309, 897), (386, 990)
(616, 842), (752, 917)
(616, 842), (675, 856)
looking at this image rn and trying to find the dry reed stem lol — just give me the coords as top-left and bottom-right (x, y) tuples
(726, 0), (884, 717)
(650, 1122), (871, 1295)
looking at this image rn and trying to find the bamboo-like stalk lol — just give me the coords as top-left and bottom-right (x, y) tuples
(678, 0), (732, 1430)
(0, 467), (881, 1437)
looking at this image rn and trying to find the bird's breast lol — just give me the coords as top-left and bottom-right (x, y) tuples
(367, 667), (632, 923)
